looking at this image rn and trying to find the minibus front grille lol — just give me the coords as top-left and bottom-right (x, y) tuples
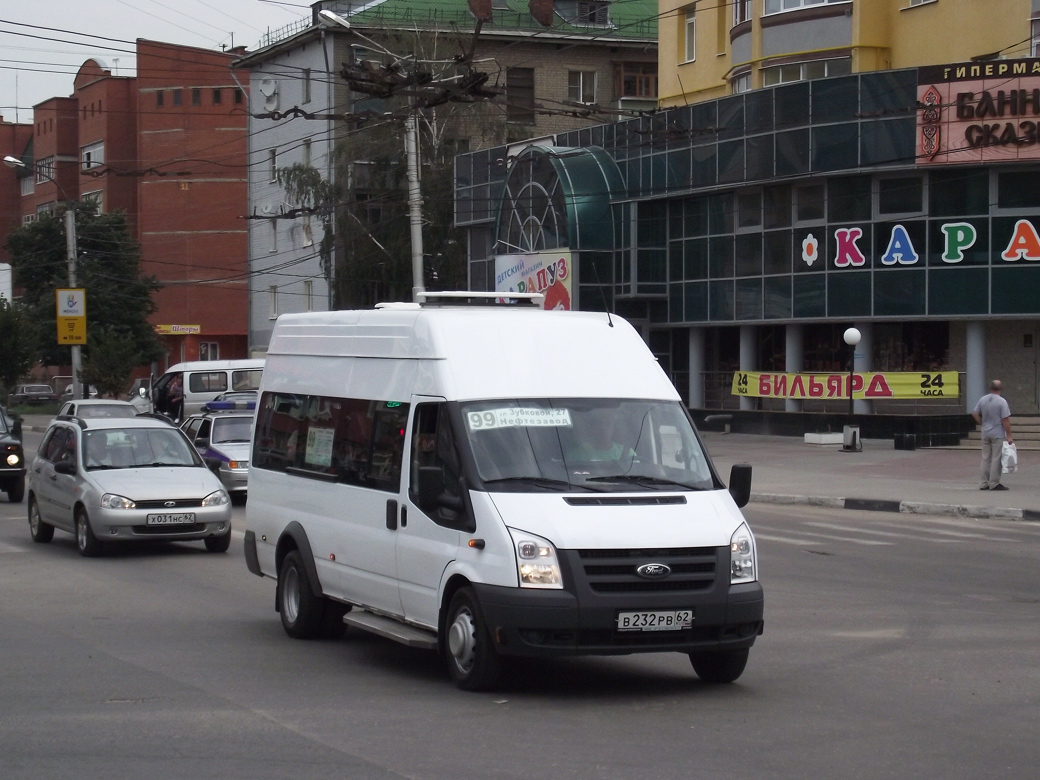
(575, 547), (718, 594)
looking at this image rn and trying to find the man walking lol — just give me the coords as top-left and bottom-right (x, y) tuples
(972, 380), (1014, 490)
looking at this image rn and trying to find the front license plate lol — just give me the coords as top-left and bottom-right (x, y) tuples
(616, 609), (693, 632)
(146, 512), (196, 526)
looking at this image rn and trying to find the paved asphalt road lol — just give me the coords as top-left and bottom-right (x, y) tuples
(1, 489), (1038, 779)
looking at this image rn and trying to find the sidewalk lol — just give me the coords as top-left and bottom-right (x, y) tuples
(17, 415), (1038, 521)
(702, 431), (1040, 521)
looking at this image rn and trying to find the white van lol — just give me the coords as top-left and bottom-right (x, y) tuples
(244, 294), (763, 690)
(143, 359), (264, 420)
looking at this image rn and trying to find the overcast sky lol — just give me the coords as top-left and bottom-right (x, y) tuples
(0, 0), (310, 122)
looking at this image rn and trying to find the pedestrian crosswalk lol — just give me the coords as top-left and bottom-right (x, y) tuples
(748, 505), (1038, 548)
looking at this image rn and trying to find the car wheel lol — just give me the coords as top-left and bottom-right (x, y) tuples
(445, 587), (501, 692)
(27, 497), (54, 543)
(7, 477), (25, 504)
(204, 531), (232, 553)
(75, 509), (102, 558)
(689, 648), (749, 684)
(277, 550), (326, 639)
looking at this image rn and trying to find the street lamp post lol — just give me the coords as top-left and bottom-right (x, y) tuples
(4, 155), (82, 401)
(842, 326), (862, 452)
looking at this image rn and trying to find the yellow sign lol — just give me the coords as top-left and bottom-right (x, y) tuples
(731, 371), (959, 400)
(56, 288), (86, 346)
(155, 324), (201, 335)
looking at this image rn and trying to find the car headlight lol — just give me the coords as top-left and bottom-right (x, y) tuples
(508, 528), (563, 589)
(730, 522), (757, 584)
(202, 490), (230, 507)
(101, 494), (136, 510)
(6, 453), (20, 466)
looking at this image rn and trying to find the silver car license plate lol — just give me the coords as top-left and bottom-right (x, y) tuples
(146, 512), (196, 525)
(616, 609), (693, 632)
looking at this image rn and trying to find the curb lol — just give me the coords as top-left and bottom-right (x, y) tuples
(752, 492), (1040, 521)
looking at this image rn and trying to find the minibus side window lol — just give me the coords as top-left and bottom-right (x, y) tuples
(231, 370), (262, 391)
(409, 403), (465, 527)
(189, 372), (228, 393)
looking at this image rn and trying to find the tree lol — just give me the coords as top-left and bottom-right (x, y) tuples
(5, 203), (164, 371)
(79, 324), (141, 398)
(0, 297), (37, 394)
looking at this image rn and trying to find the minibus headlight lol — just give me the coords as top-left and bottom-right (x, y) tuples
(730, 522), (757, 584)
(508, 528), (563, 589)
(6, 453), (20, 466)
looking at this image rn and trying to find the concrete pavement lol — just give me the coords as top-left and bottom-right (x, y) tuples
(17, 414), (1038, 521)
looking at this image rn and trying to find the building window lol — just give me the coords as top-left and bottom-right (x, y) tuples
(156, 90), (164, 107)
(761, 57), (851, 86)
(213, 89), (222, 104)
(303, 68), (311, 103)
(37, 202), (55, 217)
(269, 285), (278, 318)
(81, 141), (104, 171)
(269, 148), (278, 181)
(199, 342), (219, 361)
(82, 190), (103, 214)
(269, 218), (278, 252)
(732, 72), (751, 93)
(173, 89), (183, 106)
(20, 176), (34, 196)
(22, 213), (37, 226)
(302, 216), (314, 247)
(192, 88), (202, 106)
(303, 138), (312, 168)
(35, 157), (54, 185)
(878, 176), (924, 216)
(684, 7), (696, 62)
(615, 62), (658, 98)
(1033, 19), (1040, 57)
(907, 0), (935, 5)
(506, 67), (536, 124)
(733, 0), (751, 25)
(304, 280), (314, 311)
(556, 0), (611, 26)
(764, 0), (848, 14)
(567, 71), (596, 104)
(235, 89), (244, 104)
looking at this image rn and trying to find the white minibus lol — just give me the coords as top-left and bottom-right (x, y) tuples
(142, 359), (264, 421)
(244, 293), (762, 690)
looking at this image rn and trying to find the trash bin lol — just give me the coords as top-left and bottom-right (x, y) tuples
(842, 425), (862, 452)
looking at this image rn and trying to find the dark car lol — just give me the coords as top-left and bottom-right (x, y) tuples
(9, 384), (54, 405)
(0, 410), (26, 502)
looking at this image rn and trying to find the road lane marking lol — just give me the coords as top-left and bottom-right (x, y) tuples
(805, 521), (963, 543)
(754, 533), (824, 546)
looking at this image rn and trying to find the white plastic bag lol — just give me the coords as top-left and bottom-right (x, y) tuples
(1001, 441), (1018, 474)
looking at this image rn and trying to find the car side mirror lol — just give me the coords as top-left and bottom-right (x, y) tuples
(195, 437), (210, 449)
(54, 460), (77, 476)
(139, 387), (148, 398)
(728, 463), (752, 508)
(12, 420), (22, 438)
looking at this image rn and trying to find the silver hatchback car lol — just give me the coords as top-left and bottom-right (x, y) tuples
(27, 416), (232, 556)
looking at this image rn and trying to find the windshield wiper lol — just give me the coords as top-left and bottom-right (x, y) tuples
(584, 474), (699, 490)
(482, 476), (573, 491)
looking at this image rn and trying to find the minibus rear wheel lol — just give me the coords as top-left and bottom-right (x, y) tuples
(278, 550), (326, 639)
(445, 587), (501, 691)
(689, 648), (749, 684)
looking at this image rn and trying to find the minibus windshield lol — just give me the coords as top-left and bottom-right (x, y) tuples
(459, 399), (715, 492)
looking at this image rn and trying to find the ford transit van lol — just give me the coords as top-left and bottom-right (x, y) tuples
(244, 293), (763, 690)
(144, 359), (264, 421)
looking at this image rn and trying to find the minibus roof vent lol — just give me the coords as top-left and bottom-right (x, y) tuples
(414, 291), (545, 308)
(374, 301), (421, 310)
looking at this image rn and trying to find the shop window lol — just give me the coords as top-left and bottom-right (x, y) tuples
(929, 168), (989, 217)
(764, 185), (792, 228)
(997, 170), (1040, 210)
(795, 183), (825, 222)
(873, 322), (949, 371)
(736, 190), (761, 229)
(878, 176), (923, 216)
(828, 175), (871, 222)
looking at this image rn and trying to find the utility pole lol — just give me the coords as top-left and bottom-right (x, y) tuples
(64, 208), (82, 401)
(404, 111), (425, 302)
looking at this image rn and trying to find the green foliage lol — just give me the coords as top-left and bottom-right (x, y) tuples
(0, 297), (37, 392)
(4, 203), (164, 370)
(79, 324), (140, 398)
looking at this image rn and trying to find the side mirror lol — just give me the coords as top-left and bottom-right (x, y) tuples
(138, 387), (148, 398)
(195, 437), (210, 449)
(12, 420), (22, 438)
(728, 463), (752, 508)
(54, 460), (77, 476)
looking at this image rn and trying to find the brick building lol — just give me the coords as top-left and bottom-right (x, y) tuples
(0, 40), (250, 371)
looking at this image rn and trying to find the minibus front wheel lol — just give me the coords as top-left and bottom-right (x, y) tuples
(445, 587), (501, 691)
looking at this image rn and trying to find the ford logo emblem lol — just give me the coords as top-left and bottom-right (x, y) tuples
(164, 500), (177, 508)
(636, 563), (671, 579)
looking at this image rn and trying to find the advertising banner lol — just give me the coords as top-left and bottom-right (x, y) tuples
(731, 371), (959, 400)
(55, 288), (86, 345)
(495, 250), (572, 310)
